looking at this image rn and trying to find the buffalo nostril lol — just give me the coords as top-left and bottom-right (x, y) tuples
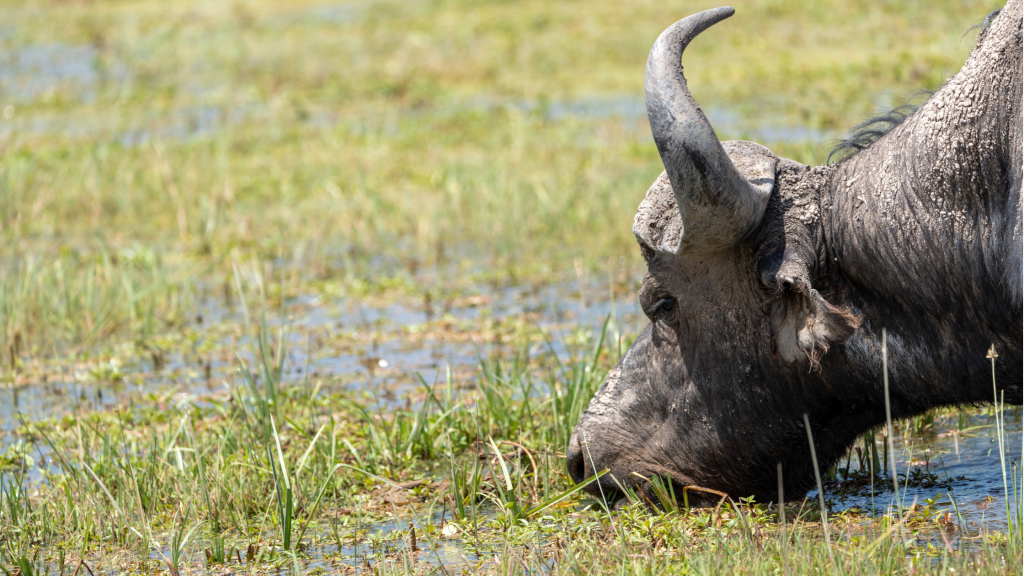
(566, 438), (587, 484)
(567, 447), (586, 484)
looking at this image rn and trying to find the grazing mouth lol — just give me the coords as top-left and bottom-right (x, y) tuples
(578, 471), (680, 511)
(592, 472), (731, 511)
(580, 476), (624, 508)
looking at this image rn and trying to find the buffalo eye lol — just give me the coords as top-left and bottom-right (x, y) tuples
(653, 296), (677, 321)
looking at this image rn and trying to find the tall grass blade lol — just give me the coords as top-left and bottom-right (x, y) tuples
(881, 328), (904, 540)
(803, 413), (833, 562)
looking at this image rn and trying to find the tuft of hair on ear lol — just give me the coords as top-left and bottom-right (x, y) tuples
(801, 299), (862, 371)
(768, 278), (862, 372)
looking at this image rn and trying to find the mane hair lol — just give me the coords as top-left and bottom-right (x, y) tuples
(964, 7), (1003, 39)
(827, 91), (933, 164)
(828, 8), (1002, 165)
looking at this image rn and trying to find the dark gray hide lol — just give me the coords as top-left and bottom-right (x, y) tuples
(567, 2), (1023, 505)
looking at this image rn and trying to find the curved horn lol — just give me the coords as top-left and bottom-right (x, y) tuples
(645, 7), (770, 254)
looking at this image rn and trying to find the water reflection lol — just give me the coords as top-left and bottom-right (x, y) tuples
(816, 411), (1022, 536)
(0, 44), (99, 102)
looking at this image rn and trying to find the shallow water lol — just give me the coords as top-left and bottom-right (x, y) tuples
(1, 278), (1020, 552)
(0, 46), (833, 148)
(514, 95), (834, 144)
(819, 411), (1022, 537)
(0, 34), (834, 149)
(0, 277), (644, 440)
(0, 44), (100, 103)
(2, 94), (832, 148)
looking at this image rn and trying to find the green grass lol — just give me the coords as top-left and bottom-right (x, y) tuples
(0, 306), (1020, 574)
(0, 0), (1019, 573)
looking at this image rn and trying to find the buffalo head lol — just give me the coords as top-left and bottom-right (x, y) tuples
(567, 3), (1023, 505)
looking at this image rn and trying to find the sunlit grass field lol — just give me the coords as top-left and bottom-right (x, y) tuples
(0, 0), (986, 354)
(3, 313), (1020, 574)
(1, 0), (1019, 574)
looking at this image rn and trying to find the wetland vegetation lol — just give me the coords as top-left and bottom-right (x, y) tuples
(0, 0), (1020, 574)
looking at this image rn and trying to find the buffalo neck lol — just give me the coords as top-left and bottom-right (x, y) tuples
(820, 0), (1023, 409)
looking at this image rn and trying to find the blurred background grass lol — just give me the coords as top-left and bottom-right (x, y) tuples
(0, 0), (990, 356)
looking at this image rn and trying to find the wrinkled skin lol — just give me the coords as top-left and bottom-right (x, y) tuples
(567, 1), (1023, 505)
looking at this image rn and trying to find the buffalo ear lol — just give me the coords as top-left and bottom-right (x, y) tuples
(769, 276), (861, 369)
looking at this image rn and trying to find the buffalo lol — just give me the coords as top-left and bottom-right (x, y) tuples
(566, 1), (1022, 505)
